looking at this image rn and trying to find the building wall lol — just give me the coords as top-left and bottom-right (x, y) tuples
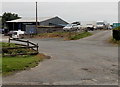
(39, 16), (68, 26)
(37, 27), (63, 33)
(7, 22), (37, 31)
(26, 25), (63, 34)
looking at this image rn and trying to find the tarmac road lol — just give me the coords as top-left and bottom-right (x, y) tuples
(3, 30), (118, 85)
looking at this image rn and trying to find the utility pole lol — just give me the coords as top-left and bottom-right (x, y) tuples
(36, 2), (38, 34)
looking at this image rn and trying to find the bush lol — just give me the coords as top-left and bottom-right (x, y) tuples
(113, 26), (120, 30)
(113, 26), (120, 40)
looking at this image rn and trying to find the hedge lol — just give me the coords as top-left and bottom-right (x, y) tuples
(113, 26), (120, 40)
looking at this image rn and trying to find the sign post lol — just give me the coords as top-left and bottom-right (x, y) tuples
(36, 2), (38, 34)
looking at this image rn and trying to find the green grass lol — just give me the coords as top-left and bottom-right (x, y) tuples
(2, 54), (46, 76)
(1, 43), (47, 76)
(1, 42), (36, 55)
(69, 32), (93, 40)
(0, 42), (18, 48)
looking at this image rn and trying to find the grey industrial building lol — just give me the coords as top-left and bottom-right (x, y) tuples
(6, 16), (68, 34)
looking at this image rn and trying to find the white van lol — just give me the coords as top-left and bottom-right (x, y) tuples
(96, 21), (108, 29)
(11, 30), (25, 39)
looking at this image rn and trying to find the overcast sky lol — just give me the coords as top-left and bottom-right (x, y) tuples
(1, 2), (118, 23)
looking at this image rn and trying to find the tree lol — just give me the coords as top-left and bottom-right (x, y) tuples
(2, 12), (21, 28)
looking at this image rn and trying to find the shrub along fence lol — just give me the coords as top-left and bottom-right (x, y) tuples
(2, 38), (39, 56)
(112, 26), (120, 41)
(113, 30), (120, 40)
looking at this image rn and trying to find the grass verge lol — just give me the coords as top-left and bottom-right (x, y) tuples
(2, 54), (48, 76)
(35, 32), (92, 40)
(37, 32), (72, 38)
(0, 42), (18, 48)
(109, 37), (120, 45)
(69, 32), (93, 40)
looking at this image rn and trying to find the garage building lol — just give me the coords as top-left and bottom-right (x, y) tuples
(6, 16), (68, 34)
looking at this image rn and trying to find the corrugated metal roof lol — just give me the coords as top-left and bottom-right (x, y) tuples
(6, 16), (57, 23)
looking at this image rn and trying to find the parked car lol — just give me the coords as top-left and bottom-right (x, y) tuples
(63, 24), (80, 31)
(8, 30), (25, 39)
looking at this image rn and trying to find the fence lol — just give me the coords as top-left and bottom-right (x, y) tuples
(2, 38), (39, 56)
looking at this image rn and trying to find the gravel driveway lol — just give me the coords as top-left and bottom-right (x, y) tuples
(3, 30), (118, 85)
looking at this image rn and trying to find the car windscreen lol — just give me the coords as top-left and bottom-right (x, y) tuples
(66, 24), (73, 27)
(97, 22), (104, 25)
(13, 32), (17, 35)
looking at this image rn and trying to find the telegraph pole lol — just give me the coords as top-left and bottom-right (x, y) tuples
(36, 2), (38, 34)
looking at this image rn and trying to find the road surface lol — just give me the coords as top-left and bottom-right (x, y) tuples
(3, 30), (118, 85)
